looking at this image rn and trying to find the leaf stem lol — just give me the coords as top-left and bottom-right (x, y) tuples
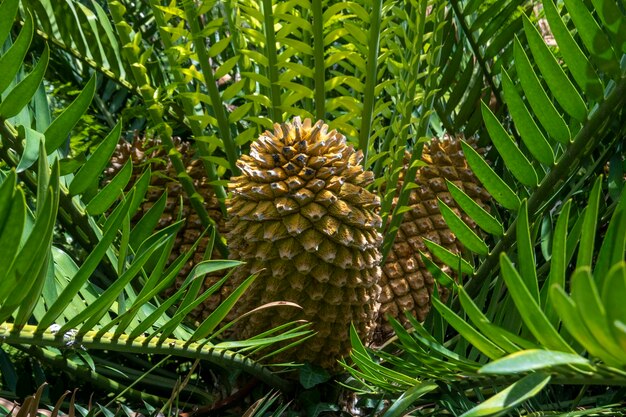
(261, 0), (282, 122)
(312, 0), (326, 120)
(381, 3), (446, 261)
(2, 323), (294, 393)
(21, 345), (169, 405)
(149, 1), (231, 212)
(181, 1), (241, 177)
(108, 0), (228, 257)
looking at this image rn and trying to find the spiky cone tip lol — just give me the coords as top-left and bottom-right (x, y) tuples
(226, 117), (383, 370)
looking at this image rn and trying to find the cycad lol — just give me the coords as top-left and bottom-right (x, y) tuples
(2, 0), (626, 414)
(346, 0), (626, 415)
(0, 2), (309, 406)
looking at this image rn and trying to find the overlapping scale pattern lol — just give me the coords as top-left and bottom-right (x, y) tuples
(227, 117), (382, 369)
(376, 136), (491, 339)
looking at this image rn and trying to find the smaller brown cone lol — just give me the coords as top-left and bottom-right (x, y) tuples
(376, 135), (490, 340)
(104, 136), (230, 323)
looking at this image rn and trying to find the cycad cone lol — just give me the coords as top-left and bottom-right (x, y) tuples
(105, 137), (230, 322)
(377, 136), (490, 338)
(226, 117), (382, 369)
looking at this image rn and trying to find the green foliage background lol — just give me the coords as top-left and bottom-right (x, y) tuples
(0, 0), (624, 415)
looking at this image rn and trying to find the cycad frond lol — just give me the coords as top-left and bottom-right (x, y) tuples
(0, 11), (308, 402)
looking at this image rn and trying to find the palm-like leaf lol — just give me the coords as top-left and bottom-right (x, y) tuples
(3, 0), (626, 414)
(0, 7), (311, 404)
(346, 0), (626, 414)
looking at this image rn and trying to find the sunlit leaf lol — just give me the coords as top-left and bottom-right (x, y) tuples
(460, 373), (551, 417)
(0, 44), (49, 119)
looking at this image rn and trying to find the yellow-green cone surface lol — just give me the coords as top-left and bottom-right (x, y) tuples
(227, 117), (382, 369)
(377, 136), (490, 338)
(105, 136), (229, 323)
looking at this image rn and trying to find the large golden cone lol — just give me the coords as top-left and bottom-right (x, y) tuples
(104, 136), (229, 323)
(226, 117), (382, 370)
(376, 135), (490, 339)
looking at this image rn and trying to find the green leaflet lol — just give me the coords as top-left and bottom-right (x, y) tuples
(85, 158), (132, 215)
(0, 44), (49, 119)
(563, 0), (620, 77)
(33, 82), (51, 132)
(214, 55), (240, 80)
(381, 382), (438, 417)
(543, 200), (571, 326)
(513, 37), (571, 143)
(438, 198), (489, 256)
(446, 180), (503, 236)
(542, 0), (603, 100)
(446, 63), (475, 111)
(460, 140), (520, 211)
(16, 126), (44, 173)
(576, 176), (602, 269)
(500, 253), (574, 353)
(91, 0), (126, 78)
(122, 165), (149, 214)
(129, 188), (167, 249)
(475, 0), (522, 47)
(481, 102), (539, 187)
(594, 185), (626, 285)
(69, 121), (122, 196)
(420, 251), (454, 287)
(423, 238), (474, 275)
(479, 350), (593, 374)
(0, 173), (25, 280)
(501, 69), (555, 166)
(0, 11), (33, 95)
(612, 320), (626, 353)
(516, 200), (539, 302)
(570, 267), (626, 362)
(522, 15), (587, 122)
(228, 102), (253, 123)
(44, 75), (96, 154)
(432, 297), (506, 360)
(460, 373), (550, 417)
(602, 263), (626, 348)
(590, 0), (626, 54)
(0, 0), (19, 46)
